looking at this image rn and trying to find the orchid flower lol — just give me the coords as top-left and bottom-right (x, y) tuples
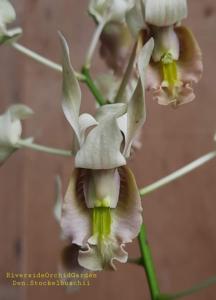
(89, 0), (134, 75)
(0, 104), (33, 165)
(127, 0), (203, 107)
(58, 33), (154, 271)
(0, 0), (22, 45)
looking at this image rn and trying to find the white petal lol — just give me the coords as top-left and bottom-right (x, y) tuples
(152, 26), (180, 62)
(95, 103), (127, 122)
(59, 32), (81, 145)
(8, 104), (33, 121)
(79, 113), (98, 144)
(61, 169), (91, 247)
(89, 0), (133, 23)
(145, 0), (188, 26)
(124, 38), (154, 158)
(112, 166), (143, 243)
(126, 1), (145, 37)
(75, 116), (126, 169)
(78, 238), (128, 271)
(0, 0), (16, 26)
(83, 169), (120, 208)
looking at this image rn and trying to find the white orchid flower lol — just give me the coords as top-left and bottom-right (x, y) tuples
(0, 0), (22, 45)
(126, 0), (202, 107)
(0, 104), (33, 165)
(58, 33), (154, 271)
(89, 0), (134, 24)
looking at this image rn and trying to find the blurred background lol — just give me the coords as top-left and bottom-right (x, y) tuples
(0, 0), (216, 299)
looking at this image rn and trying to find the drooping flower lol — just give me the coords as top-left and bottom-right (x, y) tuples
(0, 0), (22, 45)
(58, 33), (154, 271)
(127, 0), (203, 107)
(89, 0), (134, 75)
(0, 104), (33, 165)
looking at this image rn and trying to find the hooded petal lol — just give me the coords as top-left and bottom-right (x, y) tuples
(61, 169), (91, 247)
(75, 116), (126, 169)
(124, 38), (154, 158)
(83, 169), (120, 208)
(59, 32), (81, 145)
(145, 0), (187, 27)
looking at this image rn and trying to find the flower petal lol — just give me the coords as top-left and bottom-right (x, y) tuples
(126, 1), (145, 37)
(83, 169), (120, 208)
(75, 116), (126, 169)
(100, 21), (133, 74)
(95, 103), (127, 122)
(176, 26), (203, 83)
(112, 166), (143, 243)
(145, 0), (187, 26)
(61, 169), (91, 247)
(0, 0), (16, 27)
(124, 38), (154, 158)
(0, 105), (33, 165)
(89, 0), (133, 23)
(78, 239), (127, 271)
(59, 32), (81, 145)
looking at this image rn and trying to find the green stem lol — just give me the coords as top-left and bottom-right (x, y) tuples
(11, 42), (84, 80)
(140, 151), (216, 197)
(16, 140), (72, 157)
(82, 67), (106, 106)
(159, 276), (216, 300)
(138, 224), (160, 300)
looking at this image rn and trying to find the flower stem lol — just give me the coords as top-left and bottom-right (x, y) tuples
(140, 151), (216, 197)
(82, 66), (106, 106)
(158, 276), (216, 300)
(85, 20), (106, 69)
(138, 224), (160, 300)
(16, 140), (72, 157)
(11, 42), (84, 80)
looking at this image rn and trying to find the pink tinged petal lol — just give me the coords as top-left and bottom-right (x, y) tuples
(59, 32), (82, 145)
(78, 166), (142, 271)
(145, 0), (188, 27)
(78, 239), (128, 271)
(112, 166), (143, 243)
(100, 21), (133, 75)
(75, 116), (126, 170)
(176, 26), (203, 83)
(61, 169), (91, 247)
(153, 83), (195, 106)
(124, 38), (154, 158)
(83, 169), (120, 208)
